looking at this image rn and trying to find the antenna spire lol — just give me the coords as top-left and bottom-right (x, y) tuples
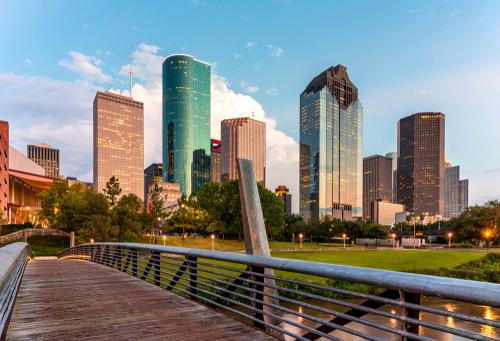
(129, 46), (133, 98)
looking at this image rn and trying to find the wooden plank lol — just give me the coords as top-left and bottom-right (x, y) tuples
(6, 259), (274, 340)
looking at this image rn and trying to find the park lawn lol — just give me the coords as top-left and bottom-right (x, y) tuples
(271, 250), (487, 272)
(143, 235), (343, 251)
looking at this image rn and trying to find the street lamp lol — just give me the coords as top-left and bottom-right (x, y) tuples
(391, 233), (396, 248)
(447, 232), (453, 248)
(299, 233), (303, 249)
(181, 203), (186, 240)
(342, 233), (347, 248)
(485, 231), (491, 250)
(90, 238), (94, 243)
(211, 234), (215, 251)
(163, 235), (166, 246)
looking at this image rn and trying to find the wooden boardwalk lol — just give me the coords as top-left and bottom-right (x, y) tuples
(6, 259), (274, 340)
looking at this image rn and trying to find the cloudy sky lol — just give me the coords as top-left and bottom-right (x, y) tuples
(1, 0), (500, 212)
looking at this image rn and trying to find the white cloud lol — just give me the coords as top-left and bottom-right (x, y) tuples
(268, 44), (284, 57)
(265, 87), (279, 96)
(59, 51), (112, 83)
(0, 43), (301, 212)
(240, 80), (260, 94)
(120, 44), (299, 211)
(245, 41), (256, 49)
(24, 58), (33, 66)
(0, 73), (97, 180)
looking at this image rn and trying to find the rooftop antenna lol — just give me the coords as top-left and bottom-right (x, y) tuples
(128, 45), (133, 99)
(251, 111), (255, 119)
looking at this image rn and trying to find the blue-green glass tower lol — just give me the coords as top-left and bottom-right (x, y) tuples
(162, 54), (211, 195)
(299, 65), (363, 223)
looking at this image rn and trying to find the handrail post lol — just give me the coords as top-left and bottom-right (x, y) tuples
(131, 248), (138, 277)
(153, 250), (161, 286)
(400, 291), (421, 340)
(250, 265), (266, 330)
(188, 256), (197, 299)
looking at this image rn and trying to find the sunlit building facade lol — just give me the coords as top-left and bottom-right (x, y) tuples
(27, 143), (60, 179)
(93, 91), (144, 201)
(299, 65), (363, 222)
(221, 117), (266, 185)
(0, 121), (9, 218)
(275, 185), (292, 216)
(397, 112), (445, 216)
(144, 163), (163, 208)
(162, 54), (211, 196)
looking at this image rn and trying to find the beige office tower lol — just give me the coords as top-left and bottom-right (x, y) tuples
(93, 91), (144, 201)
(221, 118), (266, 185)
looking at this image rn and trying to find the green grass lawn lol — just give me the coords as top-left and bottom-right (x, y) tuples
(271, 250), (486, 272)
(143, 235), (344, 251)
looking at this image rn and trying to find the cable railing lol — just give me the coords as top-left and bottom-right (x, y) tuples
(59, 243), (500, 341)
(0, 242), (31, 341)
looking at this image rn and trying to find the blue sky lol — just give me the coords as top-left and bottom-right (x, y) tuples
(1, 0), (499, 209)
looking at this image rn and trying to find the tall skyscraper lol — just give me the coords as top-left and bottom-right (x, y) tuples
(0, 121), (8, 218)
(210, 139), (221, 183)
(444, 165), (460, 218)
(459, 179), (469, 214)
(363, 155), (393, 221)
(93, 91), (144, 201)
(385, 152), (398, 202)
(221, 117), (266, 185)
(144, 163), (163, 208)
(275, 185), (292, 216)
(299, 65), (363, 222)
(27, 143), (60, 179)
(397, 112), (445, 216)
(162, 54), (211, 196)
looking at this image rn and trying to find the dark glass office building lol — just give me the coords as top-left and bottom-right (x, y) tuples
(299, 65), (363, 222)
(162, 54), (211, 195)
(363, 155), (393, 221)
(397, 112), (445, 216)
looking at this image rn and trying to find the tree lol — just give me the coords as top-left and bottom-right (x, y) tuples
(258, 185), (285, 238)
(113, 194), (144, 241)
(148, 182), (167, 230)
(103, 176), (122, 207)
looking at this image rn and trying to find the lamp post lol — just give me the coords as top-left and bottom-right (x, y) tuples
(447, 232), (452, 248)
(299, 233), (303, 249)
(163, 235), (166, 246)
(342, 233), (346, 248)
(391, 233), (396, 248)
(90, 238), (94, 243)
(211, 234), (215, 251)
(485, 231), (491, 250)
(181, 203), (186, 240)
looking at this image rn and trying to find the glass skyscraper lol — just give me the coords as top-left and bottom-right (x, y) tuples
(299, 65), (363, 222)
(162, 54), (211, 196)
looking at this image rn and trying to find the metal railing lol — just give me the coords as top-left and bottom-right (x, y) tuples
(59, 243), (500, 341)
(0, 243), (31, 341)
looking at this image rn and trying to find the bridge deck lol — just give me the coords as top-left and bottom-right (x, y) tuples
(7, 259), (274, 340)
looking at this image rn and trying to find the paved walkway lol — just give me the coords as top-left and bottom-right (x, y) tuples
(7, 259), (274, 340)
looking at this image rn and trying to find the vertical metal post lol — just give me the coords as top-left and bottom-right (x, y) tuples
(251, 265), (266, 330)
(153, 250), (161, 286)
(70, 232), (75, 248)
(400, 291), (421, 340)
(131, 248), (138, 277)
(187, 256), (197, 299)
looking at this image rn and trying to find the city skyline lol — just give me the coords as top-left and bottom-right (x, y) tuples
(1, 1), (500, 211)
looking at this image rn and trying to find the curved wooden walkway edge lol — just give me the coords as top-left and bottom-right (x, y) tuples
(6, 259), (273, 340)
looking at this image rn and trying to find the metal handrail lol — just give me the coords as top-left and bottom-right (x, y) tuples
(59, 243), (500, 341)
(0, 242), (31, 341)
